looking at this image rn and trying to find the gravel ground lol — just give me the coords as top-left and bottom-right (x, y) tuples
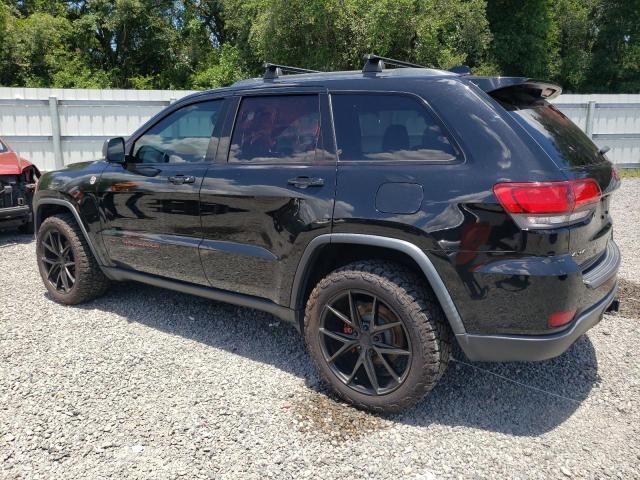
(1, 179), (639, 480)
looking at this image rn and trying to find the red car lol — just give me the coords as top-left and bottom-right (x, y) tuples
(0, 137), (40, 233)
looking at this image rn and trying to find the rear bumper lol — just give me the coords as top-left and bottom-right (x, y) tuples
(0, 205), (30, 221)
(456, 282), (617, 362)
(583, 240), (620, 289)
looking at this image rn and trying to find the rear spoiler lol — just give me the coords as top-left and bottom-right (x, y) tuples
(467, 76), (562, 100)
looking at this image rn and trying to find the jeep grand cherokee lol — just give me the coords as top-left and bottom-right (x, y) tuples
(33, 55), (620, 412)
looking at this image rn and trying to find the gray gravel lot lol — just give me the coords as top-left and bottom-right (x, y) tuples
(1, 179), (639, 480)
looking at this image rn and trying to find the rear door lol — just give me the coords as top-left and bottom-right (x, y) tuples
(98, 98), (225, 285)
(330, 91), (463, 250)
(199, 89), (336, 304)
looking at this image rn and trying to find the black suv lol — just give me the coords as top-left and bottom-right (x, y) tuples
(34, 56), (620, 412)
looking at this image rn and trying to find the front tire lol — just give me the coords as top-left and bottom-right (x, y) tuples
(36, 213), (110, 304)
(304, 260), (451, 413)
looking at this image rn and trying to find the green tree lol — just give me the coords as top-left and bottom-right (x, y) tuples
(487, 0), (560, 78)
(6, 0), (66, 16)
(191, 0), (227, 45)
(222, 0), (356, 71)
(553, 0), (599, 91)
(414, 0), (494, 70)
(586, 0), (640, 92)
(222, 0), (494, 73)
(70, 0), (185, 88)
(0, 0), (638, 92)
(191, 44), (248, 88)
(12, 12), (74, 87)
(0, 3), (23, 86)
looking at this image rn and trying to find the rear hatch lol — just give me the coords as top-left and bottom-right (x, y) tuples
(474, 78), (620, 266)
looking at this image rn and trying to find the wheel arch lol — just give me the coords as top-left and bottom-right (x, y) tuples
(35, 198), (107, 267)
(291, 233), (466, 335)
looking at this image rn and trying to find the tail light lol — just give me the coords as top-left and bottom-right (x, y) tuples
(493, 179), (601, 229)
(548, 309), (576, 328)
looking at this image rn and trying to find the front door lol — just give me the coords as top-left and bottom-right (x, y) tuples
(98, 98), (224, 285)
(199, 91), (337, 305)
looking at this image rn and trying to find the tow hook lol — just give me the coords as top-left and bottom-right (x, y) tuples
(606, 299), (620, 313)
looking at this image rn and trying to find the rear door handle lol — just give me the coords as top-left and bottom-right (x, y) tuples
(168, 175), (196, 185)
(287, 176), (325, 189)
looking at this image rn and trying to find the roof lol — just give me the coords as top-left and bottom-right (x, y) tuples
(230, 67), (458, 89)
(171, 67), (461, 106)
(175, 68), (561, 105)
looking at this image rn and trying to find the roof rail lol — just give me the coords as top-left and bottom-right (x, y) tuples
(263, 63), (320, 80)
(362, 54), (430, 73)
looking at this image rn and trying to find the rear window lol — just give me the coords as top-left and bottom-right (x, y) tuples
(493, 89), (606, 168)
(331, 94), (458, 162)
(229, 95), (320, 163)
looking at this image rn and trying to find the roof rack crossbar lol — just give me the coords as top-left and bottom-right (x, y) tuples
(362, 54), (429, 73)
(263, 62), (320, 80)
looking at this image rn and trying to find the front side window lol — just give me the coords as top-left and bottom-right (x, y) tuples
(132, 100), (222, 164)
(229, 95), (320, 163)
(331, 93), (458, 162)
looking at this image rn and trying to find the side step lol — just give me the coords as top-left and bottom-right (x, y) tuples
(103, 267), (297, 326)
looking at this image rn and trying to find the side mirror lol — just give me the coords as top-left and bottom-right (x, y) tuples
(102, 137), (126, 163)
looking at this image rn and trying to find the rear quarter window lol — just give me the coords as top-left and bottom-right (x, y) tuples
(331, 93), (459, 162)
(492, 88), (607, 168)
(510, 105), (605, 168)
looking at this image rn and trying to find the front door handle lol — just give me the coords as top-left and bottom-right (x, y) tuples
(287, 176), (325, 189)
(168, 175), (196, 185)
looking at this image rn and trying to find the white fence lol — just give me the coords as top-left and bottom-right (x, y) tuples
(553, 94), (640, 167)
(0, 88), (197, 171)
(0, 87), (639, 171)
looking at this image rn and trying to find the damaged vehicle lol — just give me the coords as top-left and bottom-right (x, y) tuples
(0, 137), (40, 233)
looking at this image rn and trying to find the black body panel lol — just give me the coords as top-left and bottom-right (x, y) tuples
(98, 162), (210, 285)
(199, 163), (336, 303)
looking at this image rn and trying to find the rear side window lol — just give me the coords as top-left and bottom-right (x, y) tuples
(493, 89), (606, 168)
(331, 93), (458, 162)
(229, 95), (320, 163)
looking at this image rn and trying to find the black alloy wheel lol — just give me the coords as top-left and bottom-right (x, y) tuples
(304, 260), (451, 412)
(319, 290), (412, 395)
(36, 213), (110, 304)
(40, 229), (76, 293)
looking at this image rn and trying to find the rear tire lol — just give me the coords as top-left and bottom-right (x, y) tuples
(36, 213), (110, 304)
(304, 260), (451, 413)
